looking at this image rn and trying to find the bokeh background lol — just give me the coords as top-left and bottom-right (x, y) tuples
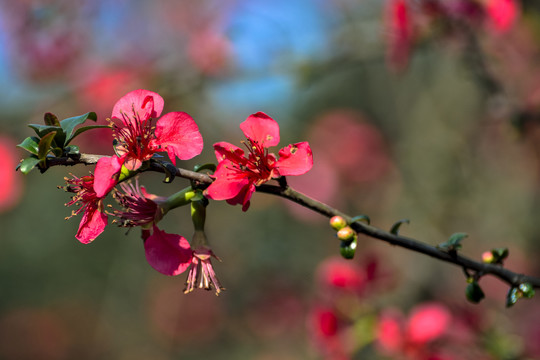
(1, 0), (540, 359)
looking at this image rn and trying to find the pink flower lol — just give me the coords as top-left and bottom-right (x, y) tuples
(63, 174), (107, 244)
(184, 245), (224, 296)
(205, 112), (313, 211)
(111, 180), (165, 227)
(485, 0), (518, 33)
(94, 89), (204, 197)
(144, 225), (192, 276)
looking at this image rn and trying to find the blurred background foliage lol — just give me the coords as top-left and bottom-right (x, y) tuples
(1, 0), (540, 359)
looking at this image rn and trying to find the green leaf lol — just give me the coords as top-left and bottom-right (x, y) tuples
(37, 131), (56, 160)
(162, 162), (178, 183)
(438, 232), (468, 252)
(19, 156), (40, 174)
(59, 112), (98, 144)
(491, 248), (509, 263)
(67, 124), (110, 145)
(390, 219), (410, 235)
(340, 239), (357, 259)
(351, 215), (370, 225)
(17, 136), (40, 155)
(28, 123), (62, 138)
(63, 145), (80, 158)
(193, 163), (217, 173)
(465, 281), (485, 304)
(43, 112), (60, 126)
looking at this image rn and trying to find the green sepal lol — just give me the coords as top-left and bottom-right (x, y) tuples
(339, 239), (357, 259)
(60, 112), (98, 145)
(44, 112), (60, 126)
(390, 219), (410, 235)
(438, 232), (468, 252)
(506, 287), (520, 308)
(191, 198), (207, 231)
(351, 215), (370, 225)
(19, 156), (40, 174)
(189, 191), (206, 203)
(117, 164), (138, 182)
(193, 163), (217, 173)
(465, 281), (485, 304)
(37, 131), (56, 160)
(17, 136), (40, 155)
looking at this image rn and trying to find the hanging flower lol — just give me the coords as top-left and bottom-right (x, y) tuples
(184, 237), (224, 296)
(205, 112), (313, 211)
(63, 173), (107, 244)
(94, 89), (204, 197)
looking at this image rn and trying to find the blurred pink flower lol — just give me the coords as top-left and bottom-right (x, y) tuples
(206, 112), (313, 211)
(64, 173), (107, 244)
(485, 0), (518, 33)
(188, 30), (232, 75)
(308, 306), (349, 360)
(385, 0), (414, 71)
(316, 257), (367, 294)
(0, 136), (23, 212)
(377, 302), (451, 359)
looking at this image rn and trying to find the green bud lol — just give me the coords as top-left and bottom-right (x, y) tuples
(465, 281), (485, 304)
(519, 283), (535, 299)
(340, 239), (357, 259)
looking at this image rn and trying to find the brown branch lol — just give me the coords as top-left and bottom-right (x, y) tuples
(45, 154), (540, 289)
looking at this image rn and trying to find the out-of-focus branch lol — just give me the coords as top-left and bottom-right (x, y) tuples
(45, 154), (540, 290)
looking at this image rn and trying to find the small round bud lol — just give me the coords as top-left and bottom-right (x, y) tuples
(330, 216), (347, 231)
(481, 251), (494, 264)
(337, 226), (356, 242)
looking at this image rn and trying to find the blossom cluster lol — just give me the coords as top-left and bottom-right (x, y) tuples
(61, 89), (313, 294)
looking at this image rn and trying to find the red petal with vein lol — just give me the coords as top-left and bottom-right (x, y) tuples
(144, 226), (192, 276)
(239, 112), (280, 147)
(205, 160), (251, 200)
(213, 141), (245, 163)
(275, 142), (313, 176)
(94, 156), (123, 197)
(154, 112), (204, 165)
(75, 205), (107, 244)
(111, 89), (164, 122)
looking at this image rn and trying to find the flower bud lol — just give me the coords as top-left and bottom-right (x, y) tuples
(481, 251), (494, 264)
(337, 226), (356, 242)
(330, 216), (347, 231)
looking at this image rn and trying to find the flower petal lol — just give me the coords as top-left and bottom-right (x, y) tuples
(94, 156), (123, 197)
(112, 89), (164, 122)
(225, 182), (256, 211)
(213, 141), (246, 163)
(239, 112), (280, 147)
(275, 142), (313, 176)
(75, 204), (107, 244)
(154, 112), (204, 165)
(406, 303), (450, 344)
(144, 226), (192, 276)
(205, 160), (252, 201)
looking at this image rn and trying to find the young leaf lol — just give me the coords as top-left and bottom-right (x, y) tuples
(60, 112), (98, 144)
(390, 219), (410, 235)
(506, 287), (520, 308)
(351, 215), (370, 225)
(44, 112), (60, 126)
(193, 163), (217, 173)
(518, 283), (535, 298)
(491, 248), (509, 263)
(465, 281), (485, 304)
(19, 156), (40, 174)
(437, 232), (468, 252)
(28, 124), (62, 138)
(340, 239), (357, 259)
(37, 131), (57, 160)
(17, 136), (40, 155)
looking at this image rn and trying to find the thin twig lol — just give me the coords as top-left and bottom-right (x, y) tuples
(45, 154), (540, 289)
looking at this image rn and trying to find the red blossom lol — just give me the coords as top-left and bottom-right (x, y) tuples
(64, 174), (107, 244)
(205, 112), (313, 211)
(93, 89), (203, 197)
(485, 0), (518, 33)
(144, 225), (192, 276)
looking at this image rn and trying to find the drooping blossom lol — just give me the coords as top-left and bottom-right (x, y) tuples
(94, 89), (204, 197)
(144, 225), (193, 276)
(184, 245), (224, 296)
(63, 173), (107, 244)
(111, 180), (165, 227)
(205, 112), (313, 211)
(385, 0), (414, 71)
